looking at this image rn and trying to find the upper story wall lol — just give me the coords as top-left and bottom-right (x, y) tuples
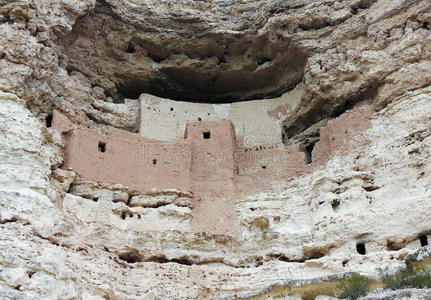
(138, 90), (304, 146)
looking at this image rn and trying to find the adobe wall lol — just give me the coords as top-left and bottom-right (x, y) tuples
(311, 105), (375, 164)
(52, 110), (193, 193)
(186, 120), (237, 198)
(53, 104), (373, 199)
(186, 120), (239, 235)
(235, 144), (306, 196)
(139, 89), (305, 146)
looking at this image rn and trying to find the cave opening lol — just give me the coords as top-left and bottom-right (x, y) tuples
(419, 235), (428, 247)
(356, 242), (366, 255)
(45, 113), (53, 128)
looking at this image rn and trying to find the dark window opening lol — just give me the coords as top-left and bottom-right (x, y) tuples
(420, 235), (428, 247)
(170, 107), (174, 111)
(152, 159), (157, 165)
(198, 117), (202, 121)
(303, 142), (316, 164)
(261, 165), (266, 169)
(331, 199), (340, 210)
(203, 132), (211, 139)
(98, 142), (106, 153)
(45, 113), (53, 128)
(356, 242), (366, 255)
(126, 42), (135, 54)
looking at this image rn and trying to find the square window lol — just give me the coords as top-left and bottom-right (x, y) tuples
(98, 142), (106, 153)
(203, 132), (211, 139)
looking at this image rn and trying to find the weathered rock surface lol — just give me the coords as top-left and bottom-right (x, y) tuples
(1, 0), (431, 299)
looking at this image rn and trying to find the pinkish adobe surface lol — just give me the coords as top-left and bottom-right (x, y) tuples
(52, 105), (373, 233)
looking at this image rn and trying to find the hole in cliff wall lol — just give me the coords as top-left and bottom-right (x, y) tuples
(45, 113), (53, 128)
(331, 199), (340, 210)
(145, 255), (193, 266)
(302, 141), (316, 164)
(203, 132), (211, 139)
(152, 159), (157, 165)
(57, 0), (306, 103)
(126, 42), (135, 54)
(356, 242), (366, 255)
(118, 250), (142, 264)
(420, 235), (429, 247)
(98, 142), (106, 153)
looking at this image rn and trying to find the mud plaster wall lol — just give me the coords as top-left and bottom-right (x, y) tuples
(54, 105), (373, 197)
(53, 110), (192, 192)
(139, 88), (305, 145)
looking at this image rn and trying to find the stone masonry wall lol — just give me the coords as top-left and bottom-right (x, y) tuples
(138, 91), (304, 145)
(53, 104), (373, 200)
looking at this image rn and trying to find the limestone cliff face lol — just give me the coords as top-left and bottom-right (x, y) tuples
(1, 0), (431, 299)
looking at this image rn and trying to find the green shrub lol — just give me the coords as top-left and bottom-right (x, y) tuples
(380, 266), (431, 290)
(337, 273), (371, 299)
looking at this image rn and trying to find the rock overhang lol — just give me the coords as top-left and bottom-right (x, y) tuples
(57, 0), (308, 103)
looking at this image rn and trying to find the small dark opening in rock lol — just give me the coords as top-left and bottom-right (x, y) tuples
(420, 235), (428, 247)
(121, 212), (126, 220)
(170, 107), (174, 111)
(303, 142), (316, 164)
(257, 57), (272, 66)
(198, 117), (202, 121)
(424, 22), (429, 29)
(203, 132), (211, 139)
(152, 159), (157, 165)
(356, 242), (366, 255)
(331, 199), (340, 210)
(126, 42), (135, 54)
(45, 113), (53, 128)
(261, 166), (266, 169)
(98, 142), (106, 153)
(92, 197), (99, 202)
(118, 251), (142, 264)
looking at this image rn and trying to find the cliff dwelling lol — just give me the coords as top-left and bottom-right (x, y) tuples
(52, 95), (374, 234)
(1, 0), (431, 299)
